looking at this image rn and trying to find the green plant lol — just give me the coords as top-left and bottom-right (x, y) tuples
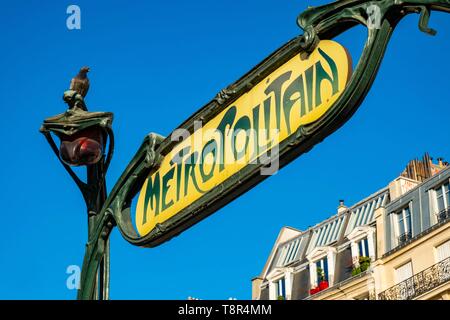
(351, 256), (371, 276)
(277, 295), (285, 300)
(359, 256), (371, 272)
(316, 267), (325, 281)
(351, 266), (361, 276)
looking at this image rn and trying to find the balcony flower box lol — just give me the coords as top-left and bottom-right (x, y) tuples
(309, 281), (329, 295)
(319, 280), (329, 290)
(352, 256), (372, 276)
(309, 287), (320, 295)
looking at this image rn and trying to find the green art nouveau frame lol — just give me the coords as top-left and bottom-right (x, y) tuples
(40, 0), (450, 299)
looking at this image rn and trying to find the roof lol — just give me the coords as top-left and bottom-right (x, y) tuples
(260, 187), (389, 277)
(344, 189), (389, 236)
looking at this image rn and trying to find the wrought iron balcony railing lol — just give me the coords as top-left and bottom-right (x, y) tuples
(398, 231), (412, 244)
(378, 257), (450, 300)
(436, 208), (450, 224)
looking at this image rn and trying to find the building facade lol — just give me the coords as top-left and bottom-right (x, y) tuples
(252, 154), (450, 300)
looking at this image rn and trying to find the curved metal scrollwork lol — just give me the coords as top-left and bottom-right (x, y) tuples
(379, 256), (450, 299)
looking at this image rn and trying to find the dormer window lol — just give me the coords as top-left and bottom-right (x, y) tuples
(347, 226), (376, 276)
(266, 268), (294, 300)
(306, 247), (337, 295)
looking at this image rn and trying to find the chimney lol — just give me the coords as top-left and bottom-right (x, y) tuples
(338, 199), (347, 214)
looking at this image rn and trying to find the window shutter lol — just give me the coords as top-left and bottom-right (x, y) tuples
(395, 262), (413, 284)
(436, 240), (450, 262)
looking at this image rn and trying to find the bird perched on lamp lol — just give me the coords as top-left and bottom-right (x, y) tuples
(65, 66), (90, 111)
(70, 66), (90, 97)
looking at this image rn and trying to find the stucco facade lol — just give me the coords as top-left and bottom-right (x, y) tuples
(252, 155), (450, 300)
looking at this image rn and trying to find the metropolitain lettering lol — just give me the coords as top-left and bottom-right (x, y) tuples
(137, 47), (344, 232)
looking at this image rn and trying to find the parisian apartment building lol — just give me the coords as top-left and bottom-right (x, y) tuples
(252, 153), (450, 300)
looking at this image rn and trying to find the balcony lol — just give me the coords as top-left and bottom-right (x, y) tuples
(378, 257), (450, 300)
(436, 208), (450, 224)
(398, 231), (412, 244)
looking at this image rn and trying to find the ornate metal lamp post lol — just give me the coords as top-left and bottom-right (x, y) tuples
(40, 82), (115, 299)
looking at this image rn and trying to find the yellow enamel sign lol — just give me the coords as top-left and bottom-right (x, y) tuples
(136, 40), (351, 236)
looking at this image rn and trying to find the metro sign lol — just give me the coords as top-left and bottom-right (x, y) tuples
(134, 40), (352, 239)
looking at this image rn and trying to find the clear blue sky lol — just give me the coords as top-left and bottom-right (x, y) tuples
(0, 0), (449, 300)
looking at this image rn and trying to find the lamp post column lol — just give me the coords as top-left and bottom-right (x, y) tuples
(40, 79), (115, 300)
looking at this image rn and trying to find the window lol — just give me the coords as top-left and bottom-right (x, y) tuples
(434, 182), (450, 222)
(395, 261), (414, 299)
(436, 183), (450, 211)
(268, 273), (290, 300)
(436, 240), (450, 262)
(357, 238), (370, 257)
(274, 278), (286, 299)
(395, 206), (412, 243)
(395, 261), (413, 284)
(347, 227), (376, 271)
(315, 258), (329, 284)
(307, 247), (336, 291)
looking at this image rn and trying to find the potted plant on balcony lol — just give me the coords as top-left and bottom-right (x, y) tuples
(309, 286), (320, 295)
(317, 267), (329, 291)
(351, 256), (371, 276)
(351, 266), (361, 276)
(359, 256), (371, 272)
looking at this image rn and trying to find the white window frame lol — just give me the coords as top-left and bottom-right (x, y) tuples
(274, 277), (286, 299)
(315, 257), (328, 284)
(394, 261), (415, 299)
(395, 261), (413, 284)
(432, 181), (450, 217)
(266, 268), (294, 300)
(306, 246), (337, 288)
(435, 239), (450, 262)
(347, 226), (376, 266)
(393, 204), (412, 244)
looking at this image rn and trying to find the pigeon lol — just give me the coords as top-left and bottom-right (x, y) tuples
(70, 66), (90, 98)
